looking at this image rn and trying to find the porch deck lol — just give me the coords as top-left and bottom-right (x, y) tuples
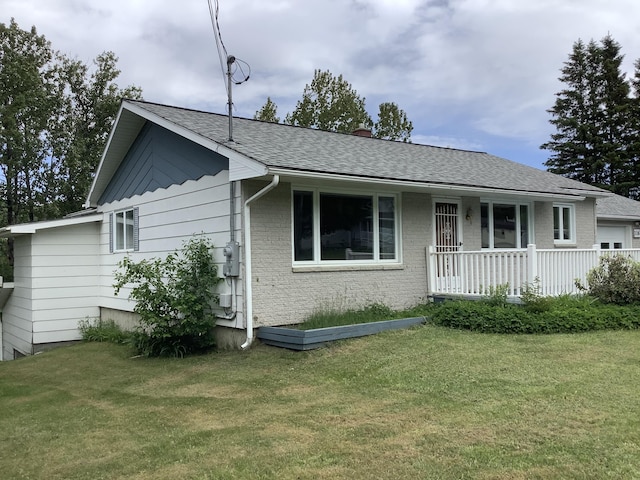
(427, 244), (640, 298)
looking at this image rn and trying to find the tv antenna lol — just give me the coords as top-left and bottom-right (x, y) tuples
(207, 0), (250, 142)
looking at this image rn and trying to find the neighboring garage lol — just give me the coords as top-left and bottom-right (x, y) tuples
(596, 194), (640, 250)
(597, 225), (628, 250)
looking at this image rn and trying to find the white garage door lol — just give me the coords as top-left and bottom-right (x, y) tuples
(597, 226), (627, 250)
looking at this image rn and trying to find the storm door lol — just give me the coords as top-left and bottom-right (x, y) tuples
(434, 202), (462, 292)
(435, 202), (461, 253)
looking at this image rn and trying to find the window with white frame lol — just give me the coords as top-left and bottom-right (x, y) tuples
(111, 207), (139, 252)
(481, 201), (530, 249)
(553, 203), (575, 244)
(293, 189), (398, 264)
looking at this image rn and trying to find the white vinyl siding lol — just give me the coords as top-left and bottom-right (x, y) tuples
(2, 223), (100, 359)
(97, 172), (240, 327)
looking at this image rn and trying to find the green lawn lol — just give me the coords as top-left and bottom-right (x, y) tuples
(1, 325), (639, 479)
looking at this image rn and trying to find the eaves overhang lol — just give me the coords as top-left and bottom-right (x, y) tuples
(597, 214), (640, 221)
(0, 213), (103, 238)
(266, 167), (592, 202)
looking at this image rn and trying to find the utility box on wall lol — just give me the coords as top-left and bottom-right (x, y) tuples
(223, 241), (240, 277)
(219, 293), (232, 308)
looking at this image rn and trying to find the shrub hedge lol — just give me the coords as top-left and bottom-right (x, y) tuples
(429, 297), (640, 334)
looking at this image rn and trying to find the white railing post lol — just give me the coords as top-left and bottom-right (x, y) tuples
(426, 246), (435, 296)
(592, 243), (601, 261)
(526, 244), (537, 287)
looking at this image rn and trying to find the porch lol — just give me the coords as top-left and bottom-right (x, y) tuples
(427, 244), (640, 298)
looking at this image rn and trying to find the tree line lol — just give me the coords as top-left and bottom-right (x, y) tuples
(0, 19), (141, 273)
(254, 69), (414, 142)
(542, 34), (640, 199)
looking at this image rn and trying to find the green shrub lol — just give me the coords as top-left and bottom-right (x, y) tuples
(520, 278), (553, 313)
(429, 296), (640, 334)
(481, 284), (509, 307)
(78, 318), (130, 344)
(113, 235), (222, 357)
(583, 255), (640, 305)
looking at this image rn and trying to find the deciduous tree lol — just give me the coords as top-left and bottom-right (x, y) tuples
(0, 19), (141, 272)
(254, 96), (279, 123)
(374, 102), (413, 142)
(285, 69), (371, 134)
(260, 69), (413, 142)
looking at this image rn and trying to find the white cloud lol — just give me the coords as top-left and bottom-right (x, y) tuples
(5, 0), (640, 167)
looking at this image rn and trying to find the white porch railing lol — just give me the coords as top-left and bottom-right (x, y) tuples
(427, 244), (640, 298)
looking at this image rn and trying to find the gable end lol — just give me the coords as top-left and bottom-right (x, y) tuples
(98, 123), (229, 204)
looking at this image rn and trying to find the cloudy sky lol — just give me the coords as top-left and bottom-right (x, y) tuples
(5, 0), (640, 169)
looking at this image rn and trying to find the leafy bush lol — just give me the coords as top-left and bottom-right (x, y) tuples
(429, 295), (640, 334)
(582, 255), (640, 305)
(78, 318), (130, 344)
(481, 284), (509, 307)
(520, 278), (553, 313)
(113, 235), (222, 357)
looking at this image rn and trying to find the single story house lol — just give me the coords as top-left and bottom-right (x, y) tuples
(0, 99), (624, 359)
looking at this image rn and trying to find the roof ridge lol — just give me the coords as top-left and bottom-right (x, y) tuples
(124, 98), (491, 155)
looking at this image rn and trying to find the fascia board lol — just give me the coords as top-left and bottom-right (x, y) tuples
(85, 104), (145, 207)
(597, 214), (640, 221)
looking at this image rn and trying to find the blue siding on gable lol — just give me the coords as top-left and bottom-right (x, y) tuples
(98, 122), (228, 204)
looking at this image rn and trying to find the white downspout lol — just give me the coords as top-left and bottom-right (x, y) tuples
(241, 175), (280, 349)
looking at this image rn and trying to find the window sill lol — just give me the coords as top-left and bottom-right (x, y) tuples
(293, 263), (405, 273)
(553, 242), (577, 248)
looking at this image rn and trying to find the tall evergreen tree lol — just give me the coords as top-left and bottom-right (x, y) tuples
(627, 59), (640, 199)
(597, 35), (632, 195)
(542, 35), (632, 195)
(0, 19), (54, 228)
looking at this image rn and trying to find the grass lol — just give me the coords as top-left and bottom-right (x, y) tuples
(1, 326), (640, 479)
(296, 302), (404, 330)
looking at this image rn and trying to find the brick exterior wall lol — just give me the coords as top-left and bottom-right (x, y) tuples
(248, 182), (432, 327)
(245, 181), (599, 327)
(574, 198), (597, 248)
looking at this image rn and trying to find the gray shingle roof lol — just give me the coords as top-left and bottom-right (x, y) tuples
(127, 100), (606, 199)
(596, 193), (640, 220)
